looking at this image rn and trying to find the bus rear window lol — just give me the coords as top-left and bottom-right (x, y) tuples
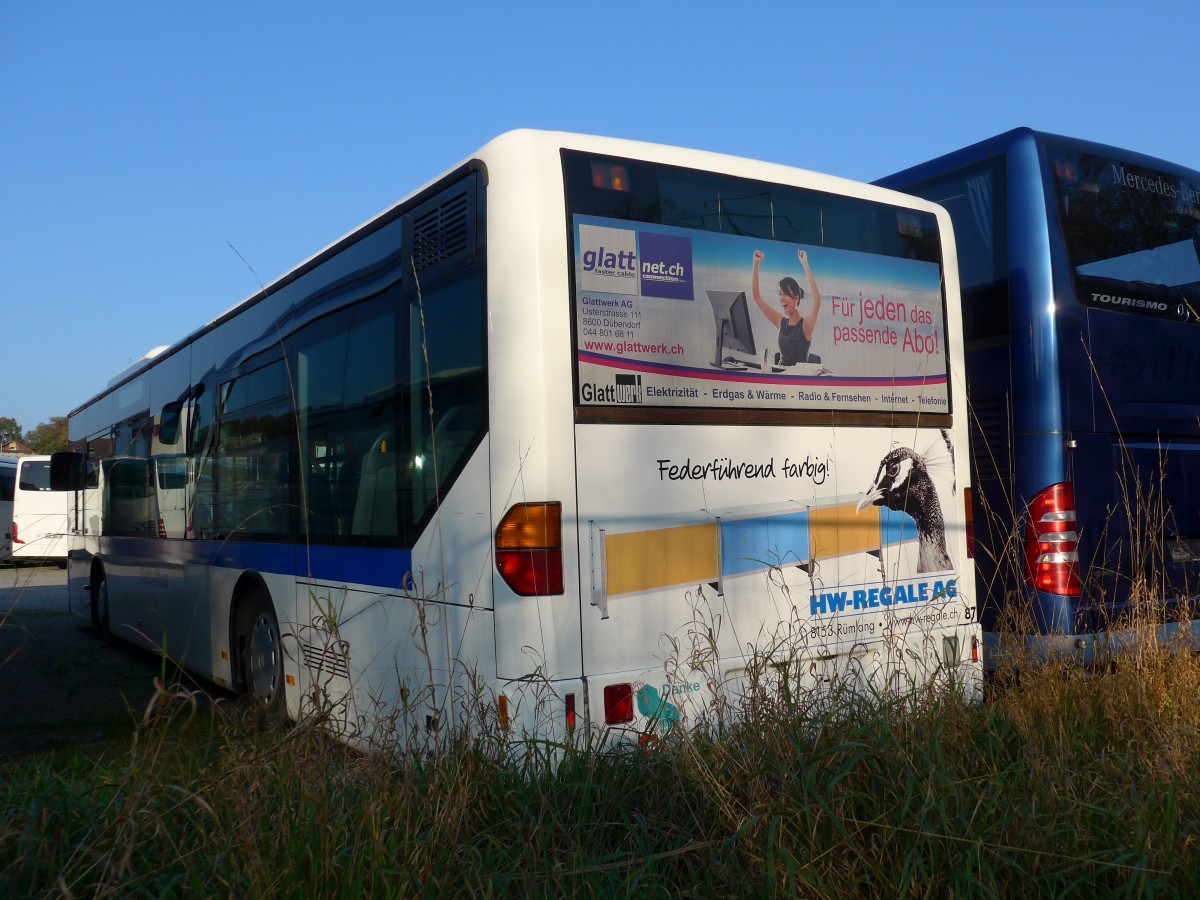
(1047, 139), (1200, 324)
(18, 460), (52, 492)
(564, 150), (951, 417)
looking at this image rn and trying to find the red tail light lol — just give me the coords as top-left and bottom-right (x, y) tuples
(495, 502), (564, 596)
(11, 522), (20, 544)
(565, 692), (577, 731)
(1024, 483), (1081, 596)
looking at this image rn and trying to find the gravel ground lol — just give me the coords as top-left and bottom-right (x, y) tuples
(0, 564), (188, 761)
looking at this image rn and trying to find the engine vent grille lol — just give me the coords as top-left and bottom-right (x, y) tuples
(300, 640), (351, 682)
(411, 188), (470, 274)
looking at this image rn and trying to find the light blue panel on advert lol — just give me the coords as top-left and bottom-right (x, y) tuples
(880, 508), (918, 546)
(720, 512), (811, 577)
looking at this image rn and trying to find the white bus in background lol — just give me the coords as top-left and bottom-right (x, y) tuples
(53, 131), (980, 749)
(0, 457), (15, 562)
(12, 455), (71, 564)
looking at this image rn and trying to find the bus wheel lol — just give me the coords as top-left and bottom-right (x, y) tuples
(239, 588), (284, 716)
(92, 574), (111, 640)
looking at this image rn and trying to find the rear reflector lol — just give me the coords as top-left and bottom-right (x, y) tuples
(1024, 482), (1081, 597)
(566, 692), (577, 731)
(495, 502), (564, 596)
(604, 683), (634, 724)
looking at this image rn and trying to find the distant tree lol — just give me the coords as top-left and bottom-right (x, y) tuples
(25, 417), (69, 454)
(0, 416), (23, 447)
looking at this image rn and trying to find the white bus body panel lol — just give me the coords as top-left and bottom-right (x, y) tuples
(574, 423), (977, 739)
(12, 456), (70, 562)
(478, 132), (979, 741)
(290, 441), (495, 745)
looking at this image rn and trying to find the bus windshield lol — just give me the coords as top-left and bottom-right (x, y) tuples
(1046, 138), (1200, 321)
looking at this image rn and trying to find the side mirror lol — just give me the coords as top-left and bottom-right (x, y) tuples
(50, 451), (84, 491)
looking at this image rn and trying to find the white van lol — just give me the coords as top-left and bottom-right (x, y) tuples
(0, 457), (15, 563)
(11, 455), (71, 564)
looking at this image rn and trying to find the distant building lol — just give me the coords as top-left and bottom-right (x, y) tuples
(1, 439), (33, 456)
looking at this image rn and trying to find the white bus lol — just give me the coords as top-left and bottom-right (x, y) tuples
(10, 455), (70, 564)
(54, 131), (980, 747)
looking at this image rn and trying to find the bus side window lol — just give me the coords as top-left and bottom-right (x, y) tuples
(351, 431), (397, 537)
(212, 361), (295, 540)
(412, 398), (485, 516)
(406, 269), (486, 530)
(103, 412), (156, 537)
(84, 436), (111, 537)
(105, 458), (155, 537)
(292, 293), (403, 545)
(158, 400), (184, 446)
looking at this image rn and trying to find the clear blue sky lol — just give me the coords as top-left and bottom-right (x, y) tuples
(2, 1), (1195, 433)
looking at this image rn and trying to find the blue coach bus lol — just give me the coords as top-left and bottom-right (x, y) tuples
(877, 127), (1200, 664)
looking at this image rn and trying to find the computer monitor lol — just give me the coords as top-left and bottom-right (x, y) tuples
(706, 290), (757, 368)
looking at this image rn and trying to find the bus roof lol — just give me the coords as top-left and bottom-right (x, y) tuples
(70, 129), (951, 419)
(875, 126), (1200, 191)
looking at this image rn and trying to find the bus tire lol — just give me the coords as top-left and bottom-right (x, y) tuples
(237, 586), (284, 717)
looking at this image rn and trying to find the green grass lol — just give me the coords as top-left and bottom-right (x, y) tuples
(3, 644), (1200, 898)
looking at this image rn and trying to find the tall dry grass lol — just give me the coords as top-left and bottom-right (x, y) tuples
(3, 628), (1199, 897)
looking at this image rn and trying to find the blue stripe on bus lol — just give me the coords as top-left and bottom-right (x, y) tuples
(101, 537), (414, 589)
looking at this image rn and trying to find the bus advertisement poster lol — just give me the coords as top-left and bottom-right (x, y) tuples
(573, 214), (949, 413)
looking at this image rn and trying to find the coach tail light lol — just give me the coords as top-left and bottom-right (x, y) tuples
(495, 502), (564, 596)
(1024, 483), (1082, 597)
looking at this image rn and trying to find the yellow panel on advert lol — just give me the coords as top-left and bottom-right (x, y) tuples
(809, 503), (880, 561)
(606, 523), (719, 596)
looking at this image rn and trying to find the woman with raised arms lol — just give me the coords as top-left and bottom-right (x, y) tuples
(750, 248), (822, 366)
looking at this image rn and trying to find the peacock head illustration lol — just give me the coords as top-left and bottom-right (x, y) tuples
(856, 445), (952, 574)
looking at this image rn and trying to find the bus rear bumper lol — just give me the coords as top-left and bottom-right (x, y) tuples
(983, 619), (1200, 670)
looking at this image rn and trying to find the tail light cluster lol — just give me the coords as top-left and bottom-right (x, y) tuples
(495, 502), (564, 596)
(11, 523), (19, 545)
(1024, 482), (1081, 597)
